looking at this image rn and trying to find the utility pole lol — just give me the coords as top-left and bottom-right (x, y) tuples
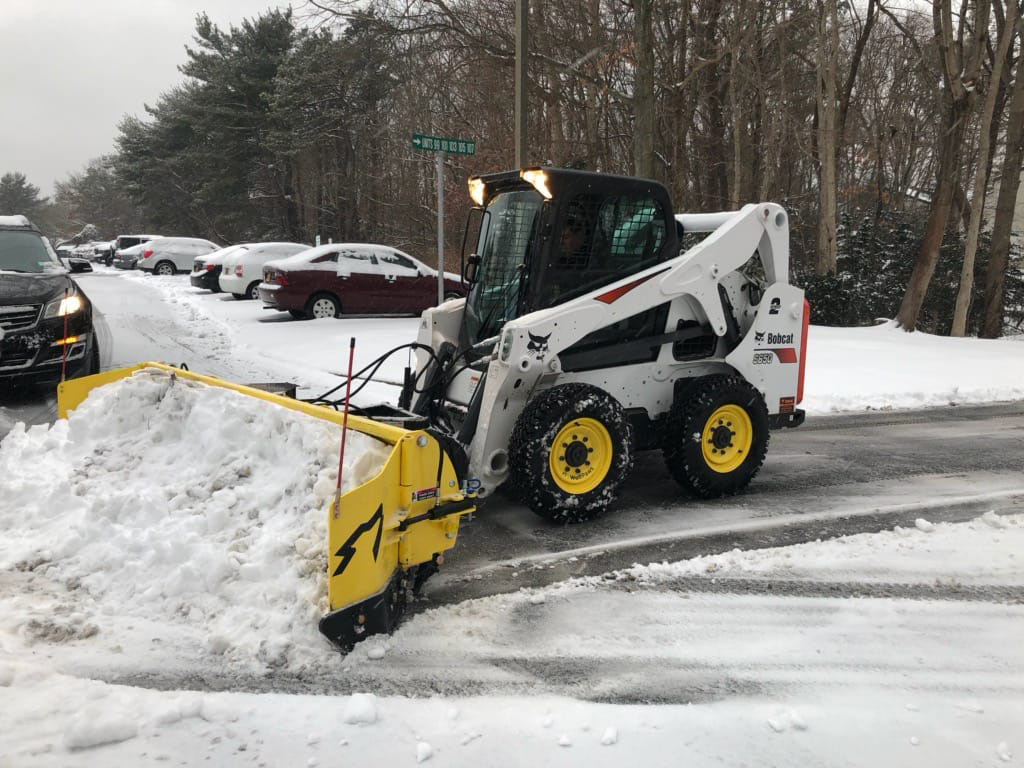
(436, 151), (445, 305)
(515, 0), (528, 167)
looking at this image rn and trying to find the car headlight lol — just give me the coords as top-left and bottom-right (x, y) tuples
(43, 293), (84, 319)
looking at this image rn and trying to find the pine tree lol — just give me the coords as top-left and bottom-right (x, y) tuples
(0, 172), (47, 219)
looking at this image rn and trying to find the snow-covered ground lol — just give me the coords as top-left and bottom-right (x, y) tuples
(112, 268), (1024, 414)
(2, 270), (1024, 766)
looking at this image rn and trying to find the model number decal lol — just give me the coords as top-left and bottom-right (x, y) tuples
(752, 351), (774, 365)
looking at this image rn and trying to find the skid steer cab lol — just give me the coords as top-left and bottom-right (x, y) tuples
(407, 167), (809, 524)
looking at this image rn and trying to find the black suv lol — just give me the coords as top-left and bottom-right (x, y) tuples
(0, 216), (99, 385)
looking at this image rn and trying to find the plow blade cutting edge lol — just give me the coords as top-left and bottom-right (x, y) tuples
(57, 363), (476, 651)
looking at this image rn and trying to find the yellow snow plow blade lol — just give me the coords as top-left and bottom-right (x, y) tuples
(58, 363), (475, 650)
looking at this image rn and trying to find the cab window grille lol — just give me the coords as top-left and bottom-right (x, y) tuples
(539, 194), (668, 309)
(466, 189), (543, 343)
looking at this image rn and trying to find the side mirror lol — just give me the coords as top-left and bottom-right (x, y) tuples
(464, 253), (481, 284)
(461, 207), (487, 285)
(68, 258), (93, 273)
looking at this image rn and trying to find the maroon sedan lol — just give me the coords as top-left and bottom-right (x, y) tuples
(259, 243), (465, 319)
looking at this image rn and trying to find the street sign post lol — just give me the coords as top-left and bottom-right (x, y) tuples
(412, 133), (477, 305)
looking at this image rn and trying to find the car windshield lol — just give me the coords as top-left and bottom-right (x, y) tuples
(0, 230), (64, 274)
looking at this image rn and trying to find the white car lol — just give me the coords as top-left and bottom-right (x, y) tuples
(219, 242), (309, 299)
(190, 243), (251, 292)
(138, 237), (221, 275)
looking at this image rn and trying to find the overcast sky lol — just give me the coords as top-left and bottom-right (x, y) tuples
(0, 0), (289, 196)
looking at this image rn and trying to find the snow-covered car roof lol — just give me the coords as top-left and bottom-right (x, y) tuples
(148, 236), (219, 248)
(117, 243), (147, 256)
(0, 214), (34, 228)
(199, 243), (250, 264)
(262, 242), (432, 269)
(235, 242), (309, 258)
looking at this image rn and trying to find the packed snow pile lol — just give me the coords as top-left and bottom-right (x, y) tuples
(0, 370), (389, 670)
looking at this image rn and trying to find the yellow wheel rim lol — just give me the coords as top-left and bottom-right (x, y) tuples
(701, 405), (753, 473)
(548, 417), (613, 494)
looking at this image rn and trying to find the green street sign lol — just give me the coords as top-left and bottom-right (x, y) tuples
(412, 133), (476, 156)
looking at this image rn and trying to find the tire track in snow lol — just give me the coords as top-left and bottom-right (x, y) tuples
(610, 576), (1024, 604)
(92, 586), (1024, 704)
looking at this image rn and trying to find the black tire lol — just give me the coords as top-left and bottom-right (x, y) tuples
(508, 383), (634, 524)
(288, 309), (307, 320)
(231, 292), (246, 300)
(662, 374), (769, 499)
(155, 261), (175, 276)
(305, 293), (341, 319)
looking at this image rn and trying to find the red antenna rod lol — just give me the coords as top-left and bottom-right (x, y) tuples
(333, 337), (357, 519)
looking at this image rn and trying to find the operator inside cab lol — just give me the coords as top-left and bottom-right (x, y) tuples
(543, 199), (603, 307)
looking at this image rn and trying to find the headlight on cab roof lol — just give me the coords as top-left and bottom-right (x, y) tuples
(43, 293), (84, 319)
(468, 177), (486, 206)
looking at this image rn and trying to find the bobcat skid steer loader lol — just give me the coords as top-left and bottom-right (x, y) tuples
(55, 167), (807, 650)
(405, 167), (809, 523)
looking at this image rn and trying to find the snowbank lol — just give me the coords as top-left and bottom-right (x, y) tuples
(804, 321), (1024, 412)
(131, 269), (1024, 415)
(0, 370), (389, 669)
(611, 511), (1024, 586)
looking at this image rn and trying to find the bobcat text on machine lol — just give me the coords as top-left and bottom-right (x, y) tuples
(404, 166), (809, 523)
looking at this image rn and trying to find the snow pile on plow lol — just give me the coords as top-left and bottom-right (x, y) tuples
(0, 370), (389, 669)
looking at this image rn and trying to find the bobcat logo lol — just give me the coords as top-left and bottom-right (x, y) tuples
(527, 331), (551, 358)
(754, 330), (765, 343)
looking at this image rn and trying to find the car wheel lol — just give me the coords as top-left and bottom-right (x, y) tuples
(231, 293), (246, 300)
(306, 293), (341, 319)
(507, 383), (634, 524)
(288, 309), (307, 320)
(246, 281), (261, 300)
(155, 261), (175, 276)
(662, 374), (770, 499)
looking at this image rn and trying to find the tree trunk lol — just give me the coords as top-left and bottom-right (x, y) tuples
(951, 0), (1017, 336)
(896, 99), (970, 329)
(815, 0), (840, 275)
(633, 0), (656, 178)
(982, 20), (1024, 338)
(896, 0), (990, 331)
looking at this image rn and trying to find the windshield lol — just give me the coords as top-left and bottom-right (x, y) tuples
(0, 231), (64, 274)
(464, 189), (543, 344)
